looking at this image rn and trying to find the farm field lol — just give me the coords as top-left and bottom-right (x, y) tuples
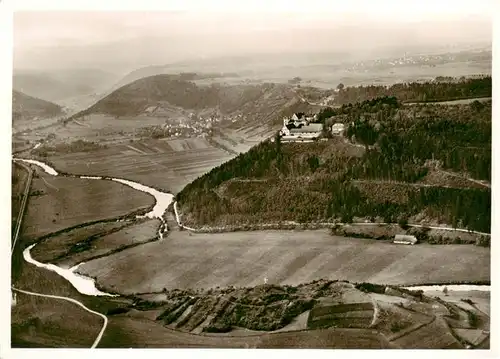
(98, 315), (390, 348)
(22, 169), (154, 240)
(11, 291), (102, 348)
(77, 230), (490, 295)
(43, 138), (233, 193)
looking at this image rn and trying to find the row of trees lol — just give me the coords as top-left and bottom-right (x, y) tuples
(332, 77), (491, 105)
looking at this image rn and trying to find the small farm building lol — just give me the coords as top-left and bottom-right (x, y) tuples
(393, 234), (418, 245)
(288, 123), (323, 139)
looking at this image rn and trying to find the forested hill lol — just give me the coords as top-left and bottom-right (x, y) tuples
(332, 76), (491, 105)
(12, 90), (63, 122)
(176, 97), (491, 233)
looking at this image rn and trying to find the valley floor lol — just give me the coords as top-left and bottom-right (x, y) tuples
(10, 140), (490, 349)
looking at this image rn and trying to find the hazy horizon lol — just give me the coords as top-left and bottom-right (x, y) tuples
(13, 4), (492, 73)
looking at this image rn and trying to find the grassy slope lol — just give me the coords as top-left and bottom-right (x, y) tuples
(98, 316), (389, 348)
(77, 230), (490, 294)
(11, 292), (102, 348)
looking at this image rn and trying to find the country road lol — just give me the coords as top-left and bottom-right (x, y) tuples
(11, 162), (33, 256)
(10, 159), (108, 349)
(11, 287), (108, 349)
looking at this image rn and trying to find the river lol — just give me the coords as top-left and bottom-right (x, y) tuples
(13, 158), (490, 297)
(13, 158), (174, 297)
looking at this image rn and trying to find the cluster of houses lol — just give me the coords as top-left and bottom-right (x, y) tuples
(279, 113), (345, 142)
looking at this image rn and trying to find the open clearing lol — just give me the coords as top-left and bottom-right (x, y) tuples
(22, 169), (154, 240)
(78, 230), (490, 294)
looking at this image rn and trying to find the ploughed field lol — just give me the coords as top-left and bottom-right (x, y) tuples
(76, 230), (490, 295)
(22, 168), (155, 240)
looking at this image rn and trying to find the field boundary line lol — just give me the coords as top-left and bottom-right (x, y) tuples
(11, 287), (108, 349)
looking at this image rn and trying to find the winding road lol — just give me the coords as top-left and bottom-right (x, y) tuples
(11, 288), (108, 349)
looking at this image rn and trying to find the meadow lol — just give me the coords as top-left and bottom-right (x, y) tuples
(97, 315), (390, 348)
(22, 169), (154, 240)
(77, 230), (490, 295)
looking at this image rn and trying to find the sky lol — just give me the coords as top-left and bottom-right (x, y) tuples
(10, 0), (494, 72)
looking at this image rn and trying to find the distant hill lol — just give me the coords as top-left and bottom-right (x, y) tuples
(13, 68), (119, 104)
(72, 74), (314, 127)
(12, 90), (64, 122)
(110, 67), (240, 94)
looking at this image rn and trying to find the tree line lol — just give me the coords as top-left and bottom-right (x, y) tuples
(332, 76), (491, 105)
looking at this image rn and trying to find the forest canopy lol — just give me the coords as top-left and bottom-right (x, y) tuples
(177, 88), (491, 233)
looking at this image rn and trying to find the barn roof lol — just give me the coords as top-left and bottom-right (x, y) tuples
(394, 234), (418, 243)
(289, 123), (323, 133)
